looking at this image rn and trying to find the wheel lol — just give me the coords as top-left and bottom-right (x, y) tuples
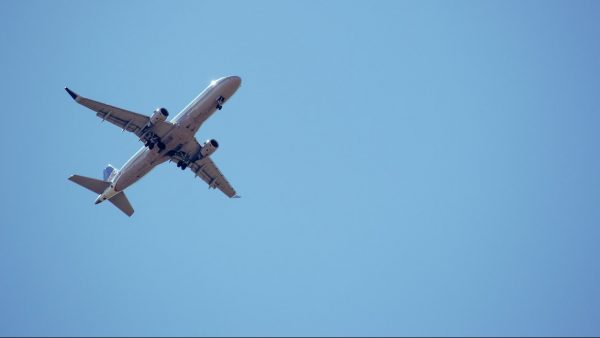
(181, 164), (187, 170)
(148, 143), (155, 150)
(216, 105), (222, 110)
(176, 161), (182, 168)
(157, 142), (166, 150)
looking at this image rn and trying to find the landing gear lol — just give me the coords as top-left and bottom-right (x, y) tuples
(144, 138), (165, 152)
(176, 160), (187, 170)
(170, 146), (192, 171)
(216, 95), (225, 110)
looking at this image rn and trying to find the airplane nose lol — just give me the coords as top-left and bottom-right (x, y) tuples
(228, 76), (242, 87)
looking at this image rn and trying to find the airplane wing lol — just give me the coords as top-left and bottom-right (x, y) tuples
(169, 138), (238, 197)
(65, 87), (174, 138)
(188, 157), (238, 198)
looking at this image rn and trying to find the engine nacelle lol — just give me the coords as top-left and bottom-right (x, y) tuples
(200, 139), (219, 157)
(149, 107), (169, 125)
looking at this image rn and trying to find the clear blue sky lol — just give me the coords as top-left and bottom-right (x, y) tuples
(1, 0), (599, 336)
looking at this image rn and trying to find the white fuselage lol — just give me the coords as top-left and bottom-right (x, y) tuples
(95, 76), (241, 204)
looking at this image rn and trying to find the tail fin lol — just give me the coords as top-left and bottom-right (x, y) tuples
(109, 192), (134, 217)
(69, 175), (110, 194)
(103, 164), (118, 181)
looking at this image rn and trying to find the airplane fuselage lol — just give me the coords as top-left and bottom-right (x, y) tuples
(94, 76), (241, 204)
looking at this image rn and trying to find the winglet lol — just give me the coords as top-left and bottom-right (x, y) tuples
(64, 87), (79, 100)
(232, 195), (241, 199)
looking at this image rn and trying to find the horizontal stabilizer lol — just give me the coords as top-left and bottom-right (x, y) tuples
(109, 192), (135, 217)
(68, 174), (134, 217)
(69, 175), (110, 194)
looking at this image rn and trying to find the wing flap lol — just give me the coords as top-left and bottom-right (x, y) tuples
(98, 109), (143, 133)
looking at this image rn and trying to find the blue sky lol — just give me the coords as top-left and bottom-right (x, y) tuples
(1, 0), (599, 336)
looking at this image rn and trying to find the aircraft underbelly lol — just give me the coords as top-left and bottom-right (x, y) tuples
(115, 149), (167, 191)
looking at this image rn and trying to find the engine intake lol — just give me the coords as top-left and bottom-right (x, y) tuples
(150, 107), (169, 124)
(200, 139), (219, 157)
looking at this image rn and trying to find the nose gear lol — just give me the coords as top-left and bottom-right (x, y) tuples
(216, 96), (225, 110)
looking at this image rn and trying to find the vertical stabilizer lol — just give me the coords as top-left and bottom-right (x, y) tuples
(103, 165), (118, 181)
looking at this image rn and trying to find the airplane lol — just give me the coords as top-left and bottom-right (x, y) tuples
(65, 76), (242, 217)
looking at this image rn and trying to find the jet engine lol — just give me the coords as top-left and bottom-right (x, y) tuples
(200, 139), (219, 157)
(150, 107), (169, 124)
